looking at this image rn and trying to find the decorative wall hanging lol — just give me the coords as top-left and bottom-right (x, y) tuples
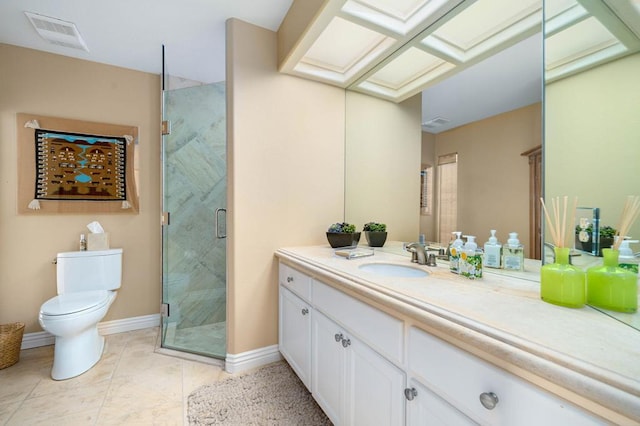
(17, 113), (140, 214)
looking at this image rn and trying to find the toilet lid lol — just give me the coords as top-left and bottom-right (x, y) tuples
(41, 290), (110, 316)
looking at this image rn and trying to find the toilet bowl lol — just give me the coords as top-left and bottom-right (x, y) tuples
(39, 249), (122, 380)
(39, 290), (116, 380)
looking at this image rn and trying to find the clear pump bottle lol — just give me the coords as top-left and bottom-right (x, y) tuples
(483, 230), (502, 269)
(502, 232), (524, 271)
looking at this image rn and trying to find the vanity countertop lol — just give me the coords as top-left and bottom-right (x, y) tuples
(275, 244), (640, 423)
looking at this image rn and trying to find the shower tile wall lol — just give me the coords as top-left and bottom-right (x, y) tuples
(164, 82), (226, 357)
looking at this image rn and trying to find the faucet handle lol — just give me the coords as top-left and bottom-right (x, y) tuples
(427, 254), (437, 267)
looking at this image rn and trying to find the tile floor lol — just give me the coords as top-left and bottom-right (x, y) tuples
(0, 327), (229, 425)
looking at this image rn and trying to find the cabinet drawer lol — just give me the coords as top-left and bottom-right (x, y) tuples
(279, 262), (312, 301)
(408, 327), (601, 425)
(313, 280), (403, 364)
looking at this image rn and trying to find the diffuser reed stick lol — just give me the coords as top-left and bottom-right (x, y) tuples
(612, 195), (640, 250)
(540, 196), (577, 248)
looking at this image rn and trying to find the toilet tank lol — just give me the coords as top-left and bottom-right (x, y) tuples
(56, 248), (123, 294)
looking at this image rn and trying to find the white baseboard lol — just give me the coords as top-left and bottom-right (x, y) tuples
(20, 313), (161, 350)
(225, 344), (283, 374)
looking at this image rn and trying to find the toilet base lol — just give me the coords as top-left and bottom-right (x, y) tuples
(51, 326), (105, 380)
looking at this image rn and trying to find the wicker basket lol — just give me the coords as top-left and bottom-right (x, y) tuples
(0, 322), (25, 369)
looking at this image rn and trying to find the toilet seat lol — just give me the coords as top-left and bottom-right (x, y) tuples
(41, 290), (111, 316)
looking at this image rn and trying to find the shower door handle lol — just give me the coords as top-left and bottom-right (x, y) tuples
(215, 208), (227, 239)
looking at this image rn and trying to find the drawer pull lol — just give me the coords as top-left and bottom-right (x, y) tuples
(301, 307), (309, 316)
(341, 338), (351, 348)
(335, 333), (344, 343)
(404, 387), (418, 401)
(286, 276), (294, 283)
(479, 392), (499, 410)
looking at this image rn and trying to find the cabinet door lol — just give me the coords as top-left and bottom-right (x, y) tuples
(406, 379), (476, 426)
(312, 310), (348, 425)
(347, 336), (405, 426)
(279, 286), (312, 390)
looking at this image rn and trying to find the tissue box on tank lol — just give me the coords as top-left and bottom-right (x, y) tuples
(88, 233), (110, 250)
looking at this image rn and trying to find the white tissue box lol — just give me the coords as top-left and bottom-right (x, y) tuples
(87, 233), (110, 250)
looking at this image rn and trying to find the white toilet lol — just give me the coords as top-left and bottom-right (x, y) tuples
(39, 248), (122, 380)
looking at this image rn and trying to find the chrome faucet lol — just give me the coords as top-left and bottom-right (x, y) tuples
(405, 242), (428, 265)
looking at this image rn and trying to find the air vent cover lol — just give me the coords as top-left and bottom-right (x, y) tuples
(422, 116), (450, 129)
(24, 11), (89, 52)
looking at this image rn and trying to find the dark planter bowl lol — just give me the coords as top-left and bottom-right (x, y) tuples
(365, 231), (387, 247)
(326, 232), (361, 248)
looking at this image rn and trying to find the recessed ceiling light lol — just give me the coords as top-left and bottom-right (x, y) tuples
(24, 11), (89, 52)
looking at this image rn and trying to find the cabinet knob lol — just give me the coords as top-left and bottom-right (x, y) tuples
(341, 338), (351, 348)
(479, 392), (499, 410)
(301, 307), (309, 315)
(286, 276), (294, 283)
(334, 333), (344, 343)
(404, 387), (418, 401)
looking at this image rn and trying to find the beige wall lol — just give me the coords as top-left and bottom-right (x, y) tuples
(0, 44), (161, 333)
(345, 92), (422, 242)
(434, 103), (541, 255)
(546, 53), (640, 241)
(226, 19), (345, 354)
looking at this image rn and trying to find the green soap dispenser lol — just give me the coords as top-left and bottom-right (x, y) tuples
(618, 239), (639, 275)
(460, 235), (482, 279)
(449, 232), (464, 274)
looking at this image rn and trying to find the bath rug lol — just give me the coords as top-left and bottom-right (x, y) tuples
(187, 361), (332, 425)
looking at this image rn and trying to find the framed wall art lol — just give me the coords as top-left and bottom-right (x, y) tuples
(17, 113), (139, 214)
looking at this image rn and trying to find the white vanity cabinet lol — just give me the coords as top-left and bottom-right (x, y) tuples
(278, 264), (313, 389)
(279, 286), (312, 389)
(312, 309), (405, 426)
(407, 327), (604, 425)
(278, 260), (605, 426)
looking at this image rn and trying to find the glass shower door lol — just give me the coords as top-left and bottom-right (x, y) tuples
(161, 53), (227, 358)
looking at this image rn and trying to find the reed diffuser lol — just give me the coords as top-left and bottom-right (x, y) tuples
(540, 196), (586, 308)
(587, 196), (640, 313)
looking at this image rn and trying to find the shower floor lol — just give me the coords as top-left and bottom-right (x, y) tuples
(163, 321), (226, 358)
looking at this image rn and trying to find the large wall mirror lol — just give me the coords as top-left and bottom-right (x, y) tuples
(344, 0), (640, 330)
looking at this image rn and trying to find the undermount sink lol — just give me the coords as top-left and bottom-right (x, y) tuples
(358, 262), (429, 278)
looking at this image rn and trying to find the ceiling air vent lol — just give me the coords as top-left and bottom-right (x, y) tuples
(24, 11), (89, 52)
(422, 117), (450, 129)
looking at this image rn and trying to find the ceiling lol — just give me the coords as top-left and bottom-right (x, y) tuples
(0, 0), (540, 133)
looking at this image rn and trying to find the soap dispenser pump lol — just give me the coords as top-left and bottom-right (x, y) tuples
(484, 230), (502, 269)
(503, 232), (524, 271)
(449, 232), (464, 274)
(461, 235), (482, 279)
(619, 239), (639, 275)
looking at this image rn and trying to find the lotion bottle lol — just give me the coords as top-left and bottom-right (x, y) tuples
(503, 232), (524, 271)
(483, 230), (502, 269)
(449, 232), (464, 274)
(461, 235), (482, 279)
(79, 234), (87, 251)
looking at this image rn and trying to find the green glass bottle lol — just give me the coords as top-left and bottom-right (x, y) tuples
(540, 247), (585, 308)
(586, 248), (638, 313)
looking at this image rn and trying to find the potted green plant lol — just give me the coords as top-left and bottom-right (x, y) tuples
(326, 222), (360, 248)
(575, 224), (616, 256)
(363, 222), (387, 247)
